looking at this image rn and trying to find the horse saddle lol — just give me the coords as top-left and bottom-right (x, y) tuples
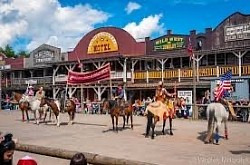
(149, 102), (161, 108)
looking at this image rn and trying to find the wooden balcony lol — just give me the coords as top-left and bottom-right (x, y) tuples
(134, 65), (250, 80)
(11, 77), (53, 86)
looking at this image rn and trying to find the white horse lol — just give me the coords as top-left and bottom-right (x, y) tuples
(24, 96), (42, 125)
(204, 102), (235, 144)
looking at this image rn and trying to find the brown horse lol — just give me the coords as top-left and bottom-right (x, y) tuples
(145, 98), (181, 139)
(102, 99), (133, 132)
(12, 92), (30, 122)
(40, 97), (76, 126)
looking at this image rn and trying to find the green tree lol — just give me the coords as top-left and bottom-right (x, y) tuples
(18, 50), (29, 57)
(4, 45), (15, 58)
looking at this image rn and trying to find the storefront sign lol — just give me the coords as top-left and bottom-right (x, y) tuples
(34, 50), (55, 64)
(154, 37), (185, 51)
(177, 90), (192, 105)
(224, 23), (250, 41)
(0, 65), (11, 70)
(87, 32), (118, 54)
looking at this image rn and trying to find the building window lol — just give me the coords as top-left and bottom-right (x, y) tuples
(207, 55), (215, 66)
(200, 55), (207, 66)
(226, 53), (237, 65)
(182, 57), (190, 68)
(165, 59), (171, 69)
(217, 53), (225, 65)
(243, 51), (250, 64)
(173, 57), (181, 68)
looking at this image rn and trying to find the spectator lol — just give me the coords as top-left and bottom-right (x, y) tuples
(70, 153), (87, 165)
(0, 133), (16, 165)
(201, 90), (211, 104)
(17, 155), (37, 165)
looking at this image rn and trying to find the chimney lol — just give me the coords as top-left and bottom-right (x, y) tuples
(190, 30), (196, 35)
(167, 30), (172, 35)
(205, 28), (212, 33)
(145, 37), (150, 42)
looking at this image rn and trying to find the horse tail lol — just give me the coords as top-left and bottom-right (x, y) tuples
(207, 104), (215, 124)
(206, 103), (216, 140)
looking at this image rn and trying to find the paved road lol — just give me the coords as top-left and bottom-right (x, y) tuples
(0, 110), (250, 165)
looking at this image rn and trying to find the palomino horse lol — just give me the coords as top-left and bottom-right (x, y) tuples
(40, 98), (76, 126)
(102, 99), (133, 132)
(12, 92), (30, 122)
(145, 98), (181, 139)
(204, 102), (236, 144)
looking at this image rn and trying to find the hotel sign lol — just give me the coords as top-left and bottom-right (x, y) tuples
(154, 37), (185, 51)
(224, 23), (250, 41)
(87, 32), (118, 54)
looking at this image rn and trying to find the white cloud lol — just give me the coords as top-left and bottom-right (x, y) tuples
(0, 0), (110, 51)
(172, 0), (218, 5)
(123, 14), (165, 41)
(125, 2), (141, 14)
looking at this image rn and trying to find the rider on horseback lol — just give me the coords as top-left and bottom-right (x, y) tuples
(21, 86), (34, 102)
(35, 87), (45, 101)
(213, 80), (236, 117)
(145, 81), (175, 121)
(114, 83), (125, 114)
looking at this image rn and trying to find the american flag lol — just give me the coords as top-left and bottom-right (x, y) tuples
(187, 37), (194, 60)
(215, 70), (232, 101)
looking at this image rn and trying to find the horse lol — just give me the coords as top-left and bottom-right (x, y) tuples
(12, 92), (30, 122)
(40, 97), (76, 126)
(145, 98), (181, 139)
(204, 102), (237, 144)
(65, 99), (76, 125)
(102, 99), (133, 132)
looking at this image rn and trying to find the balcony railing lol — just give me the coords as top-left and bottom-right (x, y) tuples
(134, 65), (250, 80)
(11, 77), (53, 86)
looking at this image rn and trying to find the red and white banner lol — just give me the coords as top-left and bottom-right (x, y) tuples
(67, 63), (111, 85)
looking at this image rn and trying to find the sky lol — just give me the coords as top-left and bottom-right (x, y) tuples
(0, 0), (249, 53)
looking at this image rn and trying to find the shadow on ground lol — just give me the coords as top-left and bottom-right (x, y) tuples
(230, 150), (250, 154)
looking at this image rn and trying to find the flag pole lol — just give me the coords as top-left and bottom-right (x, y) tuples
(109, 69), (112, 100)
(192, 53), (198, 120)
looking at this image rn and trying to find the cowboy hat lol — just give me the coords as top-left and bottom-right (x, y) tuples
(158, 81), (163, 86)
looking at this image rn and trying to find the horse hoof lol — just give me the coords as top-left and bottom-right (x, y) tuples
(145, 135), (149, 138)
(162, 130), (165, 135)
(151, 135), (155, 139)
(170, 132), (173, 136)
(225, 135), (228, 140)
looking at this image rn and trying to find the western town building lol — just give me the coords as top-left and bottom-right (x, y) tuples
(1, 12), (250, 103)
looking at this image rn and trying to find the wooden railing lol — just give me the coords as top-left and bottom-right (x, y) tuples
(11, 77), (53, 85)
(134, 65), (250, 80)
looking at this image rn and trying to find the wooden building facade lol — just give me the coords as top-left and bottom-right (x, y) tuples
(1, 12), (250, 102)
